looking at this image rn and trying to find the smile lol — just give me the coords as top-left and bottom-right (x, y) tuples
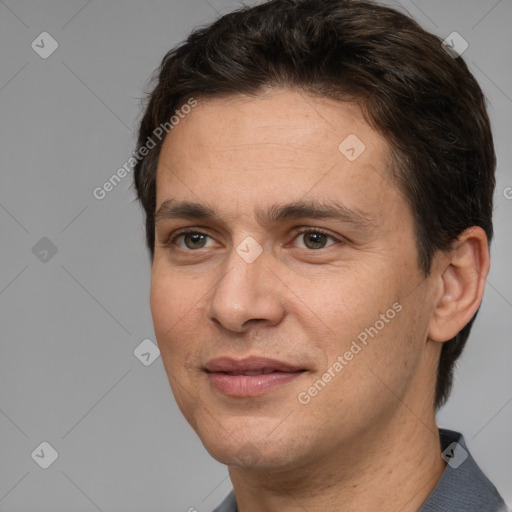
(204, 357), (307, 397)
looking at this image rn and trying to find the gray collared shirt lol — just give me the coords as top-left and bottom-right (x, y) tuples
(212, 428), (510, 512)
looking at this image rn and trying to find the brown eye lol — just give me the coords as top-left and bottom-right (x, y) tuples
(181, 233), (208, 249)
(302, 232), (329, 249)
(167, 229), (214, 250)
(293, 229), (339, 250)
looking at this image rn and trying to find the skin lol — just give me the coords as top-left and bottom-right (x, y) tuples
(150, 88), (490, 512)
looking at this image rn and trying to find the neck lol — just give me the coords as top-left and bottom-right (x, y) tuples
(228, 402), (446, 512)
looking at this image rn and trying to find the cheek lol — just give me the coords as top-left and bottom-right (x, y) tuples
(303, 309), (421, 436)
(150, 270), (173, 339)
(315, 267), (420, 382)
(149, 269), (205, 417)
(313, 267), (394, 344)
(149, 268), (203, 362)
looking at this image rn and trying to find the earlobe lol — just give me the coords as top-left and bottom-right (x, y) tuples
(428, 227), (490, 343)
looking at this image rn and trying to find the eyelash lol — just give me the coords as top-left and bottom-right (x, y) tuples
(164, 227), (342, 251)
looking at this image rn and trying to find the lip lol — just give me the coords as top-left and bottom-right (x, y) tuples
(204, 356), (306, 397)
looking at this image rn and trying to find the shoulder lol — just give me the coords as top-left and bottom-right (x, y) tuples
(419, 428), (510, 512)
(212, 490), (237, 512)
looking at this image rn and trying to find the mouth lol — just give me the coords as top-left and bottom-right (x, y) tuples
(204, 357), (307, 397)
(220, 368), (289, 376)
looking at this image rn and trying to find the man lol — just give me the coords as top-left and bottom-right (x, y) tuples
(133, 0), (510, 510)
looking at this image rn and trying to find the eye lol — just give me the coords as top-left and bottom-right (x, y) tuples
(291, 228), (341, 250)
(167, 229), (216, 250)
(164, 227), (342, 252)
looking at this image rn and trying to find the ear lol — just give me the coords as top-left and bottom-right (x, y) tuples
(428, 227), (490, 343)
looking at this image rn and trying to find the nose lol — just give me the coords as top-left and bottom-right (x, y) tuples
(207, 242), (286, 333)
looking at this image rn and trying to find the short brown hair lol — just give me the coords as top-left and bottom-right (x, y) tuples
(133, 0), (496, 410)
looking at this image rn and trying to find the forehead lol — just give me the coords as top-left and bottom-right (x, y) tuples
(159, 89), (386, 161)
(155, 89), (400, 224)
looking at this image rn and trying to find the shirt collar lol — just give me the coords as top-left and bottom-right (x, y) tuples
(419, 428), (508, 511)
(213, 428), (509, 512)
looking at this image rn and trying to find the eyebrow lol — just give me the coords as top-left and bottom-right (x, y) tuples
(155, 198), (374, 229)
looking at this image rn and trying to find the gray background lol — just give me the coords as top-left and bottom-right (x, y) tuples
(0, 0), (510, 510)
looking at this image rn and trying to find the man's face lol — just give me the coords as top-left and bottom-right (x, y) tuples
(150, 89), (439, 470)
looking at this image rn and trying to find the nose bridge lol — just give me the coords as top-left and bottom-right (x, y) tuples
(208, 237), (284, 332)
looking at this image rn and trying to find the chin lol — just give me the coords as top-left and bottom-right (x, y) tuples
(206, 440), (297, 470)
(195, 418), (306, 470)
